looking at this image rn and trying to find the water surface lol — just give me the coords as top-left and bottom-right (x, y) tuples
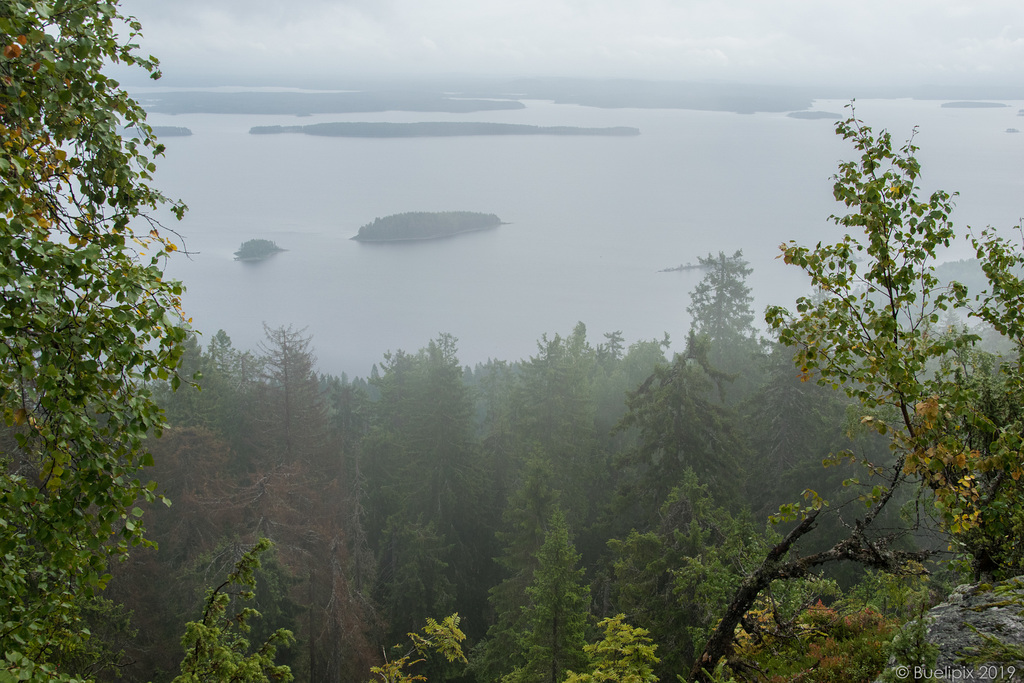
(146, 98), (1024, 376)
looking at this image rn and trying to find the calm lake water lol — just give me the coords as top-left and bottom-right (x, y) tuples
(143, 97), (1024, 377)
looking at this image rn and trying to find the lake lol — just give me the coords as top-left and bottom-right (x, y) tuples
(143, 96), (1024, 377)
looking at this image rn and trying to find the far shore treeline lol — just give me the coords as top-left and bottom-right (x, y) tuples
(250, 121), (640, 137)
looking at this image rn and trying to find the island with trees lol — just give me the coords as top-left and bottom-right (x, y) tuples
(250, 121), (640, 137)
(234, 238), (285, 261)
(151, 126), (193, 137)
(352, 211), (503, 242)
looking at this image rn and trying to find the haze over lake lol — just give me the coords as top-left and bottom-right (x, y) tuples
(144, 94), (1024, 377)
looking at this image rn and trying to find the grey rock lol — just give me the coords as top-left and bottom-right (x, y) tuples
(878, 578), (1024, 682)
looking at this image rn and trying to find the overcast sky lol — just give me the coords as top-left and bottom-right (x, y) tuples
(118, 0), (1024, 87)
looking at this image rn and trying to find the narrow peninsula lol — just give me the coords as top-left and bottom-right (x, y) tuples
(940, 101), (1008, 108)
(251, 122), (640, 137)
(122, 125), (193, 138)
(786, 111), (841, 120)
(353, 212), (503, 242)
(235, 239), (285, 261)
(659, 261), (711, 273)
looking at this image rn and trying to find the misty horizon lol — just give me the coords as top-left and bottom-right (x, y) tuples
(115, 0), (1024, 90)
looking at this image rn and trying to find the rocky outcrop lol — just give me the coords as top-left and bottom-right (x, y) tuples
(880, 578), (1024, 682)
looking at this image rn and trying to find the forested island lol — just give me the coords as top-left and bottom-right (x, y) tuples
(234, 238), (284, 261)
(251, 122), (640, 137)
(352, 211), (503, 241)
(151, 126), (193, 136)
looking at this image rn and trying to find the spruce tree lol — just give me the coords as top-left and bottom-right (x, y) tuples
(507, 508), (590, 683)
(686, 250), (764, 404)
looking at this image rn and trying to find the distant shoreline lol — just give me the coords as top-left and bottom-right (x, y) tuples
(251, 122), (640, 138)
(138, 81), (1024, 118)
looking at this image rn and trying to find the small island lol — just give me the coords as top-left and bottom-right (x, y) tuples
(151, 126), (193, 137)
(234, 239), (285, 261)
(353, 212), (503, 242)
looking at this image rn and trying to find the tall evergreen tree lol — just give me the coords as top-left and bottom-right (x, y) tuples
(506, 509), (590, 683)
(614, 335), (748, 520)
(471, 456), (562, 682)
(741, 341), (855, 516)
(253, 325), (328, 468)
(512, 323), (602, 526)
(374, 515), (456, 643)
(366, 335), (479, 536)
(686, 250), (764, 404)
(608, 470), (764, 679)
(687, 250), (756, 346)
(364, 335), (493, 642)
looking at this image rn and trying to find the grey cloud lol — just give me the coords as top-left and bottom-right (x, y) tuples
(119, 0), (1024, 85)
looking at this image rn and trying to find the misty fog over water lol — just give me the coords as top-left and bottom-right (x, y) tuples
(146, 96), (1024, 377)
